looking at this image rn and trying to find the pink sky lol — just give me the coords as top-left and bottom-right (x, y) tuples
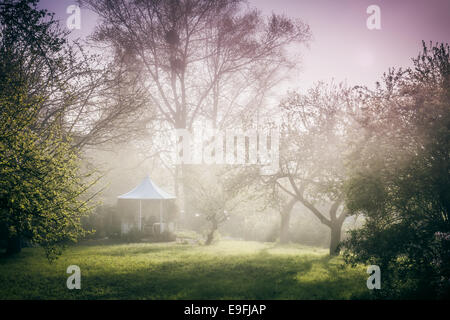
(40, 0), (450, 90)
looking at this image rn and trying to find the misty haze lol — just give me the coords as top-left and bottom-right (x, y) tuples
(0, 0), (449, 302)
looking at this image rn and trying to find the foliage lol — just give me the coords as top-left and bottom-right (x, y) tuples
(82, 205), (121, 240)
(154, 230), (177, 242)
(342, 42), (450, 299)
(0, 0), (97, 261)
(0, 79), (95, 260)
(120, 227), (144, 243)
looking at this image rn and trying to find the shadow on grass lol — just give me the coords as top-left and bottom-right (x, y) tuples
(0, 242), (368, 300)
(58, 255), (316, 299)
(80, 257), (365, 299)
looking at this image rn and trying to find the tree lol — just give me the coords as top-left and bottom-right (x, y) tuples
(0, 0), (98, 260)
(0, 66), (96, 260)
(342, 42), (450, 298)
(0, 0), (152, 152)
(79, 0), (311, 216)
(275, 194), (297, 244)
(259, 178), (297, 244)
(215, 164), (293, 243)
(186, 164), (271, 245)
(186, 168), (229, 245)
(270, 83), (359, 255)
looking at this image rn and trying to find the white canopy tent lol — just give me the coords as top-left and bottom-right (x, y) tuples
(118, 176), (176, 232)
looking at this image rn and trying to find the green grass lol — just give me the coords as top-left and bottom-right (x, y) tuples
(0, 240), (369, 300)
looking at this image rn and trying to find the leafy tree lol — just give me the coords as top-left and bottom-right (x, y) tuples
(0, 69), (96, 260)
(0, 0), (98, 260)
(342, 42), (450, 299)
(0, 0), (149, 150)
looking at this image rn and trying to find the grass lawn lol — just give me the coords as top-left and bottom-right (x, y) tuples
(0, 240), (370, 300)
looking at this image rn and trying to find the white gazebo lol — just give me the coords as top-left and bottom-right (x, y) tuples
(118, 176), (176, 233)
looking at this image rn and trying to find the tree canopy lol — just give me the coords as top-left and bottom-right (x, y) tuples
(342, 42), (450, 299)
(0, 0), (98, 260)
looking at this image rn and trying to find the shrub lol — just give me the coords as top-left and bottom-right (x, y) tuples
(121, 227), (144, 243)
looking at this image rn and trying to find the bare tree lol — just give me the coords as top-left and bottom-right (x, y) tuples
(79, 0), (311, 214)
(268, 82), (360, 255)
(270, 188), (297, 244)
(0, 1), (152, 150)
(187, 167), (232, 245)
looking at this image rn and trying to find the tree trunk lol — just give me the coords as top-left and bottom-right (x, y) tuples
(329, 222), (342, 256)
(279, 212), (291, 244)
(279, 198), (296, 244)
(205, 221), (218, 245)
(205, 228), (216, 245)
(205, 230), (215, 245)
(176, 163), (188, 228)
(6, 235), (21, 255)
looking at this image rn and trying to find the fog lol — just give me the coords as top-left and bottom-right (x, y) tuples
(1, 0), (448, 301)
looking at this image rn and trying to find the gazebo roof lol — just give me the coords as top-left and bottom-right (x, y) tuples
(118, 176), (176, 200)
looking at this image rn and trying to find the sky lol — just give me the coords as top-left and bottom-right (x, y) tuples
(39, 0), (450, 91)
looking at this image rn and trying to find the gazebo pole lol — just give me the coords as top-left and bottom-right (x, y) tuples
(159, 200), (163, 233)
(139, 199), (142, 231)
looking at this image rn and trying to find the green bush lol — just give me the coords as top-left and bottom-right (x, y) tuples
(342, 42), (450, 299)
(156, 230), (176, 242)
(82, 205), (121, 240)
(121, 228), (144, 243)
